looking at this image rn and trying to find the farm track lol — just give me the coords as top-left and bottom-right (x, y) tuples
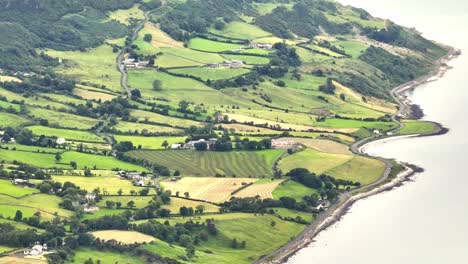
(255, 47), (460, 264)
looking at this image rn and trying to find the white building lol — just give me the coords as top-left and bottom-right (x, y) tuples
(171, 144), (182, 149)
(56, 138), (66, 145)
(24, 244), (47, 257)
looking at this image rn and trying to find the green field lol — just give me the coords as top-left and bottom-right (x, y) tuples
(112, 121), (183, 134)
(222, 54), (270, 65)
(0, 148), (68, 169)
(272, 180), (317, 201)
(131, 109), (202, 128)
(279, 148), (353, 174)
(28, 107), (100, 130)
(161, 47), (226, 63)
(0, 112), (31, 128)
(0, 218), (44, 232)
(127, 149), (284, 177)
(144, 213), (305, 263)
(67, 248), (146, 264)
(0, 180), (39, 198)
(210, 21), (272, 40)
(0, 193), (74, 219)
(0, 148), (144, 171)
(52, 175), (153, 195)
(169, 67), (250, 81)
(114, 135), (187, 150)
(188, 38), (245, 52)
(272, 207), (314, 223)
(279, 147), (385, 185)
(127, 69), (246, 108)
(334, 40), (369, 58)
(60, 151), (146, 171)
(46, 44), (122, 91)
(398, 120), (437, 135)
(27, 126), (105, 143)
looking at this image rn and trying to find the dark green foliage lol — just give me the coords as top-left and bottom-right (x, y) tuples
(254, 2), (352, 39)
(0, 0), (135, 70)
(158, 0), (255, 41)
(359, 46), (431, 86)
(364, 23), (447, 59)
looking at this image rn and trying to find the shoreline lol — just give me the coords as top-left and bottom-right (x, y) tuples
(255, 47), (461, 264)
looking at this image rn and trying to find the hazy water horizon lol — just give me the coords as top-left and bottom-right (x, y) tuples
(288, 0), (468, 263)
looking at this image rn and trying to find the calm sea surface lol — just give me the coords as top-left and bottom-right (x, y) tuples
(288, 0), (468, 263)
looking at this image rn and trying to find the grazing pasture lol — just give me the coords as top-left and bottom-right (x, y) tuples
(0, 194), (74, 219)
(73, 87), (117, 102)
(107, 4), (145, 25)
(169, 67), (250, 81)
(135, 22), (184, 55)
(67, 248), (146, 264)
(46, 44), (122, 91)
(210, 21), (272, 40)
(27, 126), (105, 143)
(51, 176), (153, 195)
(92, 230), (155, 244)
(161, 177), (257, 203)
(0, 180), (39, 198)
(114, 135), (187, 150)
(29, 107), (100, 130)
(131, 109), (202, 128)
(278, 137), (351, 155)
(128, 149), (283, 177)
(0, 113), (30, 128)
(188, 38), (245, 52)
(272, 180), (318, 201)
(398, 120), (437, 136)
(60, 151), (146, 171)
(279, 148), (353, 175)
(112, 121), (183, 134)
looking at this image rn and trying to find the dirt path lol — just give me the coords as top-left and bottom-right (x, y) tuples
(255, 47), (460, 264)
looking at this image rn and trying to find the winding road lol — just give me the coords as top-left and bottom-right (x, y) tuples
(255, 47), (460, 264)
(117, 10), (152, 98)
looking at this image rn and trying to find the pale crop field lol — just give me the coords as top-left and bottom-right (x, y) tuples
(73, 87), (117, 102)
(277, 137), (351, 155)
(92, 230), (155, 244)
(233, 179), (284, 199)
(161, 177), (257, 203)
(107, 4), (145, 25)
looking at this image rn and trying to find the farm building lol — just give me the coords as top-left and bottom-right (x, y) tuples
(24, 243), (47, 257)
(223, 60), (244, 69)
(184, 138), (217, 150)
(13, 179), (36, 188)
(56, 138), (66, 145)
(171, 144), (182, 149)
(207, 63), (221, 68)
(122, 59), (149, 69)
(251, 42), (273, 50)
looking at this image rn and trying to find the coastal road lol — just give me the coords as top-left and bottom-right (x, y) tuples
(255, 47), (459, 264)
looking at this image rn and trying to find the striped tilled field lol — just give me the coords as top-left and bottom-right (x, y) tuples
(127, 149), (283, 177)
(161, 177), (257, 203)
(233, 180), (285, 199)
